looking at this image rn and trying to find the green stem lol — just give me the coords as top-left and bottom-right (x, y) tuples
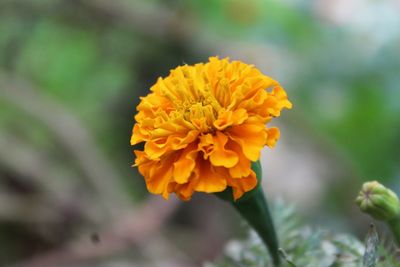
(388, 215), (400, 246)
(216, 161), (281, 266)
(232, 185), (281, 266)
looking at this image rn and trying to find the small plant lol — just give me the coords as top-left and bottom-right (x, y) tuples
(206, 201), (399, 267)
(356, 181), (400, 246)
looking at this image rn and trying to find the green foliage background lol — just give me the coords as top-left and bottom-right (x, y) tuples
(0, 0), (399, 266)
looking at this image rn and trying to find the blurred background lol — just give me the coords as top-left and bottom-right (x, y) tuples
(0, 0), (399, 266)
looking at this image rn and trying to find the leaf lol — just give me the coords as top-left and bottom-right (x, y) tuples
(363, 224), (379, 267)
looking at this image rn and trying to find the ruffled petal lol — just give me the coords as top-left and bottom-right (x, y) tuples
(144, 137), (169, 159)
(170, 130), (199, 150)
(173, 143), (198, 184)
(174, 181), (195, 201)
(227, 119), (267, 161)
(131, 124), (149, 145)
(213, 108), (248, 130)
(227, 171), (258, 200)
(194, 159), (227, 193)
(140, 155), (176, 199)
(209, 132), (239, 168)
(198, 133), (214, 159)
(266, 127), (280, 147)
(227, 140), (251, 178)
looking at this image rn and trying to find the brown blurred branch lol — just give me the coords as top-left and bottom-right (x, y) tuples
(0, 132), (64, 195)
(0, 74), (131, 217)
(0, 131), (100, 223)
(0, 192), (55, 223)
(9, 196), (180, 267)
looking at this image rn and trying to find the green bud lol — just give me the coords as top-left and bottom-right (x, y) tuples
(356, 181), (400, 222)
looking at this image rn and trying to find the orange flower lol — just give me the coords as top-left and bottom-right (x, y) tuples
(131, 57), (291, 200)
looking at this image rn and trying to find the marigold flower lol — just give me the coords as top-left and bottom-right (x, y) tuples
(131, 57), (291, 201)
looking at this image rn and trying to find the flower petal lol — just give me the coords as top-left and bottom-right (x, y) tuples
(141, 156), (176, 199)
(194, 159), (227, 193)
(170, 130), (199, 150)
(266, 127), (280, 147)
(227, 171), (258, 200)
(144, 137), (169, 159)
(227, 120), (266, 161)
(131, 124), (148, 145)
(173, 143), (198, 184)
(209, 132), (239, 168)
(213, 108), (248, 130)
(174, 181), (195, 201)
(198, 133), (214, 159)
(227, 140), (251, 178)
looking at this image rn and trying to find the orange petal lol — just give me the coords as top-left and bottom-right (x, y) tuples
(173, 143), (198, 184)
(266, 127), (280, 147)
(174, 177), (196, 201)
(226, 140), (251, 178)
(227, 121), (266, 161)
(213, 108), (248, 130)
(272, 86), (292, 109)
(263, 86), (292, 117)
(131, 124), (148, 145)
(194, 159), (227, 193)
(133, 150), (150, 167)
(144, 137), (169, 159)
(198, 133), (214, 159)
(238, 89), (268, 112)
(170, 130), (199, 150)
(144, 155), (176, 199)
(227, 171), (258, 200)
(231, 108), (249, 125)
(209, 132), (239, 168)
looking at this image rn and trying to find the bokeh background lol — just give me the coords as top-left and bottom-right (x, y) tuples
(1, 0), (399, 266)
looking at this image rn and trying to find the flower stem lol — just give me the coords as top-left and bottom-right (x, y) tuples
(216, 161), (281, 266)
(231, 184), (281, 266)
(388, 216), (400, 245)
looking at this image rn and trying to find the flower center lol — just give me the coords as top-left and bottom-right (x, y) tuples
(182, 94), (222, 133)
(161, 81), (223, 133)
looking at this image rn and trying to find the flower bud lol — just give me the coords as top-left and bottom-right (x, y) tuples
(356, 181), (400, 222)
